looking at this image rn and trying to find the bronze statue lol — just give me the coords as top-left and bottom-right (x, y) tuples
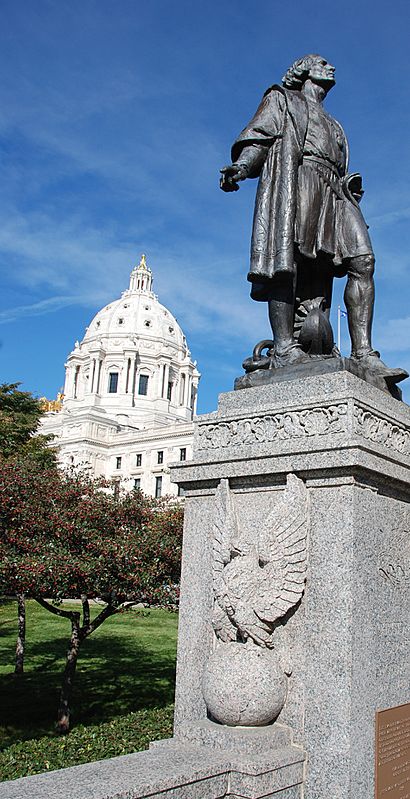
(221, 54), (407, 394)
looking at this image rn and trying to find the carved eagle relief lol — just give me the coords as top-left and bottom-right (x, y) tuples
(212, 474), (309, 648)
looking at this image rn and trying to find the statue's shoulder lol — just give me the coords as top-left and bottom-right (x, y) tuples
(263, 83), (287, 98)
(264, 84), (307, 111)
(261, 84), (287, 107)
(259, 85), (308, 150)
(262, 85), (308, 120)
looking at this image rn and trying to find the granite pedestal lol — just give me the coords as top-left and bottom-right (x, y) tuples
(170, 370), (410, 799)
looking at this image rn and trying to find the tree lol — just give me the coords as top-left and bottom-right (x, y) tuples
(0, 383), (57, 674)
(0, 382), (55, 464)
(0, 459), (183, 731)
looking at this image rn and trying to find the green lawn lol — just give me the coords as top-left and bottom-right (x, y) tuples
(0, 598), (178, 780)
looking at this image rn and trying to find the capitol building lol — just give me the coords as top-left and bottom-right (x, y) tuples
(40, 255), (200, 497)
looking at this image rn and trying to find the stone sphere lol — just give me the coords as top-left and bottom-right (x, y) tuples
(202, 642), (286, 727)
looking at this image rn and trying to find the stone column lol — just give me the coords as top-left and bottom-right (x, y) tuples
(171, 370), (410, 799)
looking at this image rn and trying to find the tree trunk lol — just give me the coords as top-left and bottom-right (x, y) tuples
(56, 616), (82, 733)
(35, 598), (116, 734)
(14, 593), (26, 675)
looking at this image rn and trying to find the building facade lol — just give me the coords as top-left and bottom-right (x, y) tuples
(40, 256), (200, 496)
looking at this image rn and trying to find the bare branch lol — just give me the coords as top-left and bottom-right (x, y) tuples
(82, 603), (117, 637)
(35, 597), (80, 623)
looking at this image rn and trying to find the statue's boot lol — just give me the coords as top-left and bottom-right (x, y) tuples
(267, 285), (310, 368)
(273, 343), (311, 369)
(354, 350), (409, 385)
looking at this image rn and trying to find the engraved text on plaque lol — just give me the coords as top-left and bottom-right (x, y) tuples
(375, 702), (410, 798)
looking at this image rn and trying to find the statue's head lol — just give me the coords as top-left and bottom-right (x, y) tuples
(282, 54), (335, 91)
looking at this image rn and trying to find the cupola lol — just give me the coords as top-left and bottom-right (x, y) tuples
(128, 254), (153, 294)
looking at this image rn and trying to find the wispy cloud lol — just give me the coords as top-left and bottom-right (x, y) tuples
(155, 254), (265, 345)
(0, 209), (138, 297)
(0, 50), (223, 217)
(0, 295), (79, 324)
(368, 206), (410, 228)
(0, 206), (264, 347)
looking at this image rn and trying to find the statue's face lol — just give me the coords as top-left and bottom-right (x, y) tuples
(308, 57), (336, 89)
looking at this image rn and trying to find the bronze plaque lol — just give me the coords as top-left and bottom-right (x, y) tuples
(375, 702), (410, 798)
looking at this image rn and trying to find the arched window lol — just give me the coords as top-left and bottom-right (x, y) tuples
(180, 374), (186, 405)
(91, 359), (96, 393)
(108, 372), (119, 393)
(125, 358), (131, 393)
(138, 374), (149, 396)
(73, 365), (80, 399)
(96, 361), (102, 393)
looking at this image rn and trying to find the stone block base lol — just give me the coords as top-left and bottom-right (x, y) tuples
(152, 720), (305, 798)
(0, 735), (305, 799)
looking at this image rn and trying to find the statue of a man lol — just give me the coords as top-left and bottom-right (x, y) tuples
(221, 54), (403, 382)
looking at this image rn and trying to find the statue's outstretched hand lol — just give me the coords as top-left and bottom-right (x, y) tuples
(220, 164), (247, 192)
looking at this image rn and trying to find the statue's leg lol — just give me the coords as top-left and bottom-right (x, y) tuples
(344, 254), (408, 382)
(267, 272), (309, 364)
(267, 273), (295, 352)
(343, 254), (375, 357)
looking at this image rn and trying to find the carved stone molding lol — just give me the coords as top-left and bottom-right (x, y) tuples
(197, 403), (348, 450)
(354, 406), (410, 457)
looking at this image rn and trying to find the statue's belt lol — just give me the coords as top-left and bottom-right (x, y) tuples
(301, 156), (345, 200)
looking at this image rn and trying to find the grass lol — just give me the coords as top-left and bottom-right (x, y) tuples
(0, 598), (178, 780)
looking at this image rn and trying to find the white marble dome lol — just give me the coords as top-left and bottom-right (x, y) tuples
(61, 255), (200, 429)
(83, 255), (188, 356)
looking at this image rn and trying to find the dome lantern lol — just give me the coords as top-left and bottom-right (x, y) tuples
(129, 254), (153, 294)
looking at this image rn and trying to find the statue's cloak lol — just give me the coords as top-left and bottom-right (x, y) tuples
(232, 86), (309, 300)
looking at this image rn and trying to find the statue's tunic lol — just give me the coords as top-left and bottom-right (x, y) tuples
(232, 86), (373, 301)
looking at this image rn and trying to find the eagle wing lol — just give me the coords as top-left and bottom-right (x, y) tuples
(212, 479), (240, 641)
(254, 473), (309, 624)
(212, 478), (239, 591)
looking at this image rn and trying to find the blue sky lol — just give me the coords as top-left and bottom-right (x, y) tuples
(1, 0), (410, 412)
